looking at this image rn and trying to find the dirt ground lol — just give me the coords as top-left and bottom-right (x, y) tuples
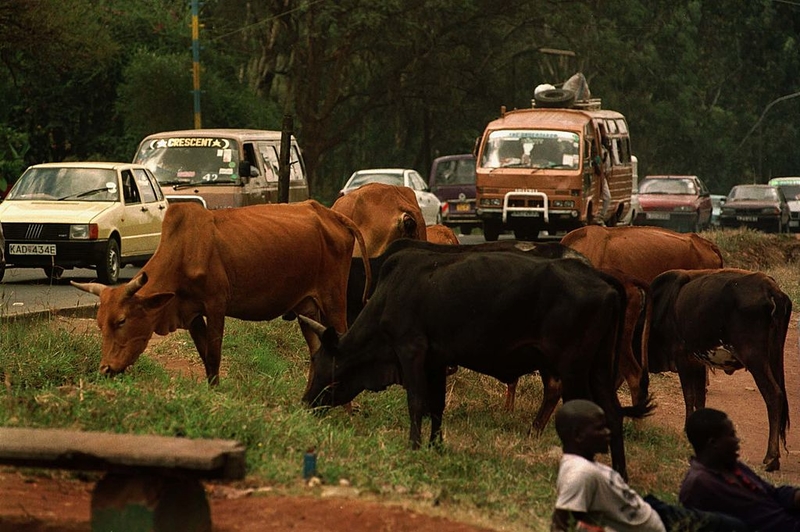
(1, 314), (799, 532)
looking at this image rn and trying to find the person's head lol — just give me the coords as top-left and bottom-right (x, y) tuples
(685, 408), (740, 471)
(554, 399), (610, 460)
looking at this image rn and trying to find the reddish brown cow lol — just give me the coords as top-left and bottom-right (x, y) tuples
(332, 183), (427, 257)
(649, 268), (791, 471)
(561, 225), (723, 283)
(426, 224), (460, 245)
(71, 200), (370, 384)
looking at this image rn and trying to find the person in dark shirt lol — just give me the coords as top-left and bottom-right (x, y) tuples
(681, 407), (800, 531)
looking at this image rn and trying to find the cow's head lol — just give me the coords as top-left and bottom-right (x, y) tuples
(71, 273), (175, 376)
(298, 315), (401, 409)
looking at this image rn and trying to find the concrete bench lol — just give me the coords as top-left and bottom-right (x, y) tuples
(0, 427), (246, 532)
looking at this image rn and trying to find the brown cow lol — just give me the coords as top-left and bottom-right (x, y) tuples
(71, 200), (370, 385)
(426, 224), (460, 245)
(649, 268), (791, 471)
(560, 225), (724, 283)
(331, 183), (427, 257)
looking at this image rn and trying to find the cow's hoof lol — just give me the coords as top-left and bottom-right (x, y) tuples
(764, 457), (780, 472)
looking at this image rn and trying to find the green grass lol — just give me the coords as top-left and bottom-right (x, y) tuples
(0, 228), (797, 531)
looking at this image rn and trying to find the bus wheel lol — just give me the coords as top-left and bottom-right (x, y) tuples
(483, 221), (501, 241)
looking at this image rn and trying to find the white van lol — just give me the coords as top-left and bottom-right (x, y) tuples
(133, 129), (309, 209)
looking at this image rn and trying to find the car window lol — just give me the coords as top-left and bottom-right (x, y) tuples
(408, 171), (428, 191)
(639, 179), (694, 195)
(122, 170), (141, 205)
(133, 168), (159, 203)
(348, 173), (404, 188)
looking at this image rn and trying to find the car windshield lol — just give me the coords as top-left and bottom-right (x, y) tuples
(776, 184), (800, 200)
(5, 167), (119, 201)
(134, 137), (241, 185)
(639, 178), (696, 195)
(347, 172), (404, 189)
(433, 158), (476, 186)
(730, 187), (778, 201)
(481, 130), (580, 170)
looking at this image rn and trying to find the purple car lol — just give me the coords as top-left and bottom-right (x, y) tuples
(428, 154), (478, 234)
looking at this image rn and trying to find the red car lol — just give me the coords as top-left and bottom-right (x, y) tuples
(633, 175), (713, 232)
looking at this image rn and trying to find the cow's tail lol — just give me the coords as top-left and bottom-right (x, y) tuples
(330, 210), (372, 305)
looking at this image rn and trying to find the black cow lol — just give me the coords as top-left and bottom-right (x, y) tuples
(345, 238), (590, 328)
(304, 246), (652, 480)
(649, 268), (792, 471)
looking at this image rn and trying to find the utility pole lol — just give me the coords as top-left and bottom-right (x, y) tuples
(191, 0), (202, 128)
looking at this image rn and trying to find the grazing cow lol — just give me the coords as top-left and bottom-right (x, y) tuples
(426, 224), (460, 245)
(71, 201), (371, 384)
(302, 246), (652, 480)
(331, 182), (427, 257)
(649, 268), (791, 471)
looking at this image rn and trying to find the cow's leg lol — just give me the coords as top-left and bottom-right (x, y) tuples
(187, 315), (216, 383)
(426, 365), (447, 447)
(202, 313), (225, 385)
(530, 371), (561, 435)
(746, 360), (786, 471)
(504, 379), (518, 411)
(397, 340), (429, 450)
(675, 352), (706, 419)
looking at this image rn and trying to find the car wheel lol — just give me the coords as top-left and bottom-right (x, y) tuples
(460, 226), (473, 236)
(43, 265), (65, 281)
(483, 221), (501, 242)
(0, 263), (5, 283)
(96, 239), (120, 285)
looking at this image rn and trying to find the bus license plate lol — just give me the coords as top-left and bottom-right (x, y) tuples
(9, 243), (57, 255)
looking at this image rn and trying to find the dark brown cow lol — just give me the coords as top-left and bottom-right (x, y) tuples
(331, 183), (427, 257)
(557, 225), (723, 415)
(71, 200), (370, 384)
(649, 268), (791, 471)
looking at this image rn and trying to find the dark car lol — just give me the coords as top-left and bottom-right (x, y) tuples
(719, 184), (791, 233)
(633, 175), (712, 232)
(428, 154), (478, 234)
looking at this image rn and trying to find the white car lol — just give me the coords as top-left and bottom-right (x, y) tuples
(340, 168), (442, 226)
(0, 162), (168, 284)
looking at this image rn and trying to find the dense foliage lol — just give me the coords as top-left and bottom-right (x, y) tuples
(2, 0), (800, 201)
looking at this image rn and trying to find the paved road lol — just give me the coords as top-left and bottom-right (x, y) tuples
(0, 266), (141, 319)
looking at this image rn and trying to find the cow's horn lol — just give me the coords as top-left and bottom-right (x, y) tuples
(123, 272), (148, 298)
(70, 281), (106, 296)
(296, 314), (328, 337)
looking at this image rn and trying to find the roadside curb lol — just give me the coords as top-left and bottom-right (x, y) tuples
(0, 303), (98, 323)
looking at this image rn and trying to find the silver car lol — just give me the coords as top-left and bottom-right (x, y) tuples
(340, 168), (442, 226)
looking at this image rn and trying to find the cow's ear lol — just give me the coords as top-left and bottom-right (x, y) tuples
(142, 292), (175, 310)
(321, 327), (340, 349)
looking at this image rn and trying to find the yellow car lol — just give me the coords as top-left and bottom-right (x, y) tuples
(0, 162), (168, 284)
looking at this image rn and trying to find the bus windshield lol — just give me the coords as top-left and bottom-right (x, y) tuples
(481, 130), (580, 170)
(134, 137), (241, 185)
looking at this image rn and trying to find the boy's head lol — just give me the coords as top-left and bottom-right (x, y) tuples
(554, 399), (610, 459)
(685, 408), (740, 470)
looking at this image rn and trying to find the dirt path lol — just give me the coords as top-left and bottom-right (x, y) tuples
(1, 314), (798, 531)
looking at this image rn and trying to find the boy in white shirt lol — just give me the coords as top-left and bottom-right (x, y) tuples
(551, 399), (749, 532)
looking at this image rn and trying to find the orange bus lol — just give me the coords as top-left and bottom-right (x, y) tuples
(474, 97), (634, 240)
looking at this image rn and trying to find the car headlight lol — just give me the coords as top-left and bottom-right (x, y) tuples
(721, 207), (734, 215)
(762, 207), (780, 214)
(70, 224), (99, 240)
